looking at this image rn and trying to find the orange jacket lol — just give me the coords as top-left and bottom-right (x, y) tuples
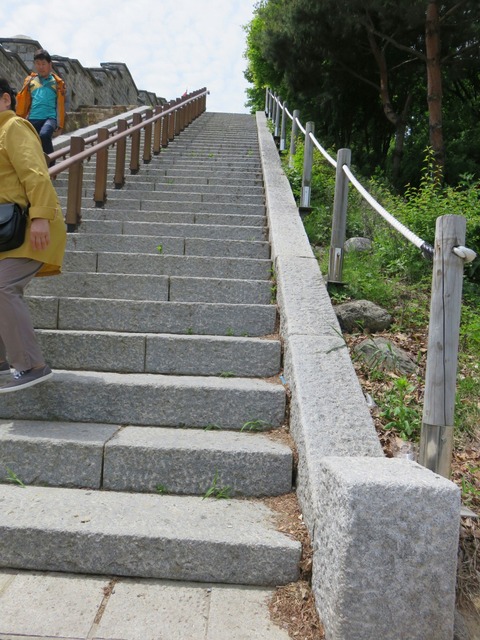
(16, 72), (66, 129)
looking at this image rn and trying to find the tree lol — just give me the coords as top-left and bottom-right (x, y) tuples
(244, 0), (480, 185)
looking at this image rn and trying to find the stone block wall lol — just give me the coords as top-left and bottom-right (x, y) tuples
(0, 35), (165, 112)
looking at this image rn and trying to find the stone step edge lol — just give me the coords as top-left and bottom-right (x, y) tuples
(0, 484), (301, 586)
(0, 421), (292, 497)
(34, 329), (282, 377)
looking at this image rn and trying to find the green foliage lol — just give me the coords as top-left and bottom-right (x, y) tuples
(379, 377), (421, 441)
(203, 470), (232, 499)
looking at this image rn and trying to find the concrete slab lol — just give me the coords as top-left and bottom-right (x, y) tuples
(207, 585), (290, 640)
(93, 579), (209, 640)
(0, 572), (106, 638)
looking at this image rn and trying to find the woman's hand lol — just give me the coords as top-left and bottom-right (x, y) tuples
(30, 218), (50, 251)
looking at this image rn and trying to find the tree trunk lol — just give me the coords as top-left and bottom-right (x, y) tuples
(425, 0), (444, 177)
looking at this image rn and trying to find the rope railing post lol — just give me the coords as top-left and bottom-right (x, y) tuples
(289, 109), (300, 168)
(130, 112), (141, 174)
(93, 127), (109, 207)
(265, 88), (269, 115)
(328, 149), (352, 284)
(143, 108), (153, 164)
(274, 95), (281, 140)
(280, 101), (287, 152)
(419, 215), (467, 478)
(114, 119), (127, 188)
(299, 122), (315, 216)
(65, 136), (85, 231)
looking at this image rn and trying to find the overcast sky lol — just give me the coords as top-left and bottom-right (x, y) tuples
(4, 0), (258, 113)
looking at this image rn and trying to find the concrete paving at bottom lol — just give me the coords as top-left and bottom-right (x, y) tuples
(0, 569), (290, 640)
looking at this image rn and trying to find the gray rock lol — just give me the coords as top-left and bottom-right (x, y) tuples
(344, 237), (373, 252)
(335, 299), (392, 332)
(354, 336), (419, 374)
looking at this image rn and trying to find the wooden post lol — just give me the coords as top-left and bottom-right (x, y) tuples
(419, 215), (467, 477)
(130, 112), (141, 174)
(143, 108), (153, 164)
(265, 88), (269, 115)
(289, 109), (300, 168)
(66, 136), (85, 231)
(274, 95), (281, 139)
(328, 148), (352, 284)
(153, 106), (163, 155)
(94, 128), (109, 207)
(114, 119), (127, 188)
(280, 101), (287, 152)
(299, 121), (315, 216)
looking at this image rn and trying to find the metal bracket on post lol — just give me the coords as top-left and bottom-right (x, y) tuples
(299, 121), (315, 218)
(327, 148), (352, 284)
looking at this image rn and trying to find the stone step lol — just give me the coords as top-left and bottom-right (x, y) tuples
(76, 219), (267, 242)
(73, 207), (266, 227)
(59, 197), (265, 217)
(56, 186), (264, 205)
(63, 251), (271, 280)
(29, 297), (277, 336)
(29, 272), (272, 305)
(0, 484), (300, 585)
(35, 330), (281, 377)
(0, 421), (292, 496)
(0, 370), (285, 428)
(56, 174), (263, 188)
(57, 181), (264, 195)
(65, 233), (270, 259)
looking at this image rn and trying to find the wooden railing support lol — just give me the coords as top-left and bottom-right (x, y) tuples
(143, 108), (153, 164)
(328, 148), (352, 284)
(153, 106), (163, 155)
(419, 215), (467, 477)
(114, 119), (128, 188)
(299, 121), (315, 216)
(130, 112), (141, 174)
(289, 109), (300, 168)
(94, 128), (109, 207)
(65, 136), (85, 231)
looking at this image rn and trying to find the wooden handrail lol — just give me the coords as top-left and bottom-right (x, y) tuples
(50, 88), (208, 230)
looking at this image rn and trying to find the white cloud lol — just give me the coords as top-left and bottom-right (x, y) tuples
(4, 0), (256, 113)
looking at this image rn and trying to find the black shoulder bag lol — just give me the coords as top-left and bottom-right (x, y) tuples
(0, 203), (29, 252)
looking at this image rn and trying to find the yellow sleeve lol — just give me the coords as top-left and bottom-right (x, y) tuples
(5, 117), (60, 220)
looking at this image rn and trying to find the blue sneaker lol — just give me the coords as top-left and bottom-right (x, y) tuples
(0, 365), (53, 393)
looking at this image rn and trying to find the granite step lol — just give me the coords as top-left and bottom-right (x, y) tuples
(0, 421), (292, 496)
(0, 370), (285, 429)
(75, 219), (267, 241)
(64, 233), (270, 259)
(28, 297), (277, 336)
(0, 484), (300, 585)
(62, 251), (271, 280)
(34, 330), (281, 377)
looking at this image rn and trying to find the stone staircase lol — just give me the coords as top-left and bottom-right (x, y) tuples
(0, 112), (301, 587)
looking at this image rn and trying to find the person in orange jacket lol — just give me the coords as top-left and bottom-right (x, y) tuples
(16, 49), (66, 163)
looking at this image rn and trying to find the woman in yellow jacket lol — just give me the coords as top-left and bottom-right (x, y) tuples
(0, 77), (66, 393)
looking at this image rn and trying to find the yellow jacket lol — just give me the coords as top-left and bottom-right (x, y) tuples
(16, 72), (66, 129)
(0, 110), (66, 276)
